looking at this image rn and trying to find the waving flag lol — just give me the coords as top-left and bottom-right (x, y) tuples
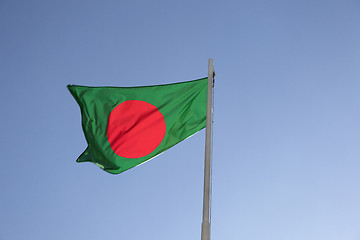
(68, 78), (207, 174)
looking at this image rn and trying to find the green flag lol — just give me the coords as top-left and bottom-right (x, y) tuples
(68, 77), (208, 174)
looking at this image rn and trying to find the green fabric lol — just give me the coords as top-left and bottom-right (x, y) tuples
(68, 78), (208, 174)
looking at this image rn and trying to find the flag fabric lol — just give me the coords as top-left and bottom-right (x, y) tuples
(68, 78), (208, 174)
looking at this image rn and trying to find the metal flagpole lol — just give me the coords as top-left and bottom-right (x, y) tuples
(201, 58), (214, 240)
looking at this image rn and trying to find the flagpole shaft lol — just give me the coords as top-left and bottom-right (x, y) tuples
(201, 58), (214, 240)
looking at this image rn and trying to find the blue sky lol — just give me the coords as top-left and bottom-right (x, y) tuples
(1, 0), (360, 239)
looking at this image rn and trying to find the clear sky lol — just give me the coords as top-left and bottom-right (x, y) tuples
(1, 0), (360, 239)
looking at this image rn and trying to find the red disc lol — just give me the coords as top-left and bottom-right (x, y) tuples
(107, 100), (166, 158)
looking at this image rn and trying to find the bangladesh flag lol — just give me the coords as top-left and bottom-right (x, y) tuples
(68, 78), (208, 174)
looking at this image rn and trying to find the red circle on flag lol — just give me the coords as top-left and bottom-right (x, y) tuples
(107, 100), (166, 158)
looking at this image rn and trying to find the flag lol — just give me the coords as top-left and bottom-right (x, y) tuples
(68, 77), (208, 174)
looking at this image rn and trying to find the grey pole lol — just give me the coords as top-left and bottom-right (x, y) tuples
(201, 58), (214, 240)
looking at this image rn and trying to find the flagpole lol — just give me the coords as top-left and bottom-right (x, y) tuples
(201, 58), (214, 240)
